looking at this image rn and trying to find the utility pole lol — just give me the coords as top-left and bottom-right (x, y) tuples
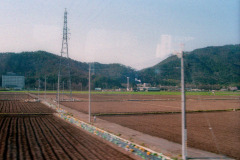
(80, 82), (82, 91)
(181, 51), (187, 160)
(38, 78), (40, 101)
(57, 73), (60, 108)
(177, 47), (187, 160)
(59, 8), (72, 101)
(127, 77), (129, 91)
(44, 76), (46, 100)
(88, 63), (91, 123)
(63, 81), (64, 100)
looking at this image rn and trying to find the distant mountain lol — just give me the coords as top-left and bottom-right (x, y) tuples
(0, 51), (136, 90)
(138, 44), (240, 89)
(0, 44), (239, 90)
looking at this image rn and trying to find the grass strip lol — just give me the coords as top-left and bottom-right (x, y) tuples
(1, 90), (239, 96)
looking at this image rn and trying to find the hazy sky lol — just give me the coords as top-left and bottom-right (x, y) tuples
(0, 0), (239, 70)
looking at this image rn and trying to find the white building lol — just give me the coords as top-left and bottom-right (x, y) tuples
(2, 72), (25, 90)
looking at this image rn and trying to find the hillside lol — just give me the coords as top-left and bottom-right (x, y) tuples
(0, 44), (239, 90)
(138, 44), (240, 88)
(0, 51), (136, 90)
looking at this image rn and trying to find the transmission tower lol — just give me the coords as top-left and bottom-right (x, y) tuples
(58, 8), (72, 101)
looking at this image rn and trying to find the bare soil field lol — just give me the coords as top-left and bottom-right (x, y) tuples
(0, 97), (136, 160)
(0, 115), (134, 160)
(60, 97), (240, 114)
(100, 111), (240, 159)
(30, 92), (240, 159)
(37, 92), (240, 102)
(0, 100), (55, 113)
(71, 93), (240, 102)
(71, 94), (180, 101)
(0, 93), (33, 100)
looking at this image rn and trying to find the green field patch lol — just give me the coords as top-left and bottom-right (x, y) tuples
(1, 90), (239, 96)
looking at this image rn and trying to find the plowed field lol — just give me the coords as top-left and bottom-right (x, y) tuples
(100, 111), (240, 159)
(0, 101), (55, 113)
(0, 98), (135, 160)
(0, 93), (33, 100)
(71, 94), (239, 102)
(39, 93), (239, 102)
(60, 97), (240, 114)
(0, 115), (133, 160)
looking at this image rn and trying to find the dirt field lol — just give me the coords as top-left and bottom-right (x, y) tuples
(0, 97), (135, 160)
(60, 96), (240, 114)
(27, 92), (240, 159)
(0, 115), (134, 160)
(71, 93), (239, 102)
(0, 101), (56, 113)
(100, 111), (240, 159)
(0, 93), (33, 100)
(36, 92), (239, 101)
(58, 93), (240, 159)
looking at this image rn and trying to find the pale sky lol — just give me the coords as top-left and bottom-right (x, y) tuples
(0, 0), (239, 70)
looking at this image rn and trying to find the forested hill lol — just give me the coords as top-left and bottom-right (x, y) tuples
(0, 51), (136, 89)
(138, 44), (240, 88)
(0, 44), (239, 90)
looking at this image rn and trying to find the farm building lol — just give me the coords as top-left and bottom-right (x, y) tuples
(2, 72), (25, 90)
(137, 87), (160, 91)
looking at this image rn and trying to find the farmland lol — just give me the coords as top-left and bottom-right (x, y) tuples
(0, 101), (55, 114)
(2, 92), (239, 159)
(100, 111), (240, 159)
(59, 94), (239, 114)
(0, 115), (134, 160)
(55, 92), (240, 159)
(0, 93), (135, 160)
(0, 93), (33, 100)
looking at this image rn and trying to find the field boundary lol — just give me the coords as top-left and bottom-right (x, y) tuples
(66, 99), (177, 102)
(94, 108), (240, 116)
(2, 90), (236, 96)
(0, 113), (53, 115)
(42, 101), (172, 160)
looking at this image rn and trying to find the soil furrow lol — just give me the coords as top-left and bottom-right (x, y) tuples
(32, 116), (59, 159)
(34, 117), (60, 160)
(0, 117), (6, 130)
(37, 116), (69, 160)
(18, 117), (26, 160)
(0, 117), (10, 157)
(0, 102), (3, 112)
(45, 116), (94, 159)
(49, 116), (110, 160)
(28, 116), (47, 160)
(2, 118), (12, 159)
(22, 117), (34, 159)
(49, 116), (132, 160)
(42, 117), (82, 159)
(40, 116), (73, 160)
